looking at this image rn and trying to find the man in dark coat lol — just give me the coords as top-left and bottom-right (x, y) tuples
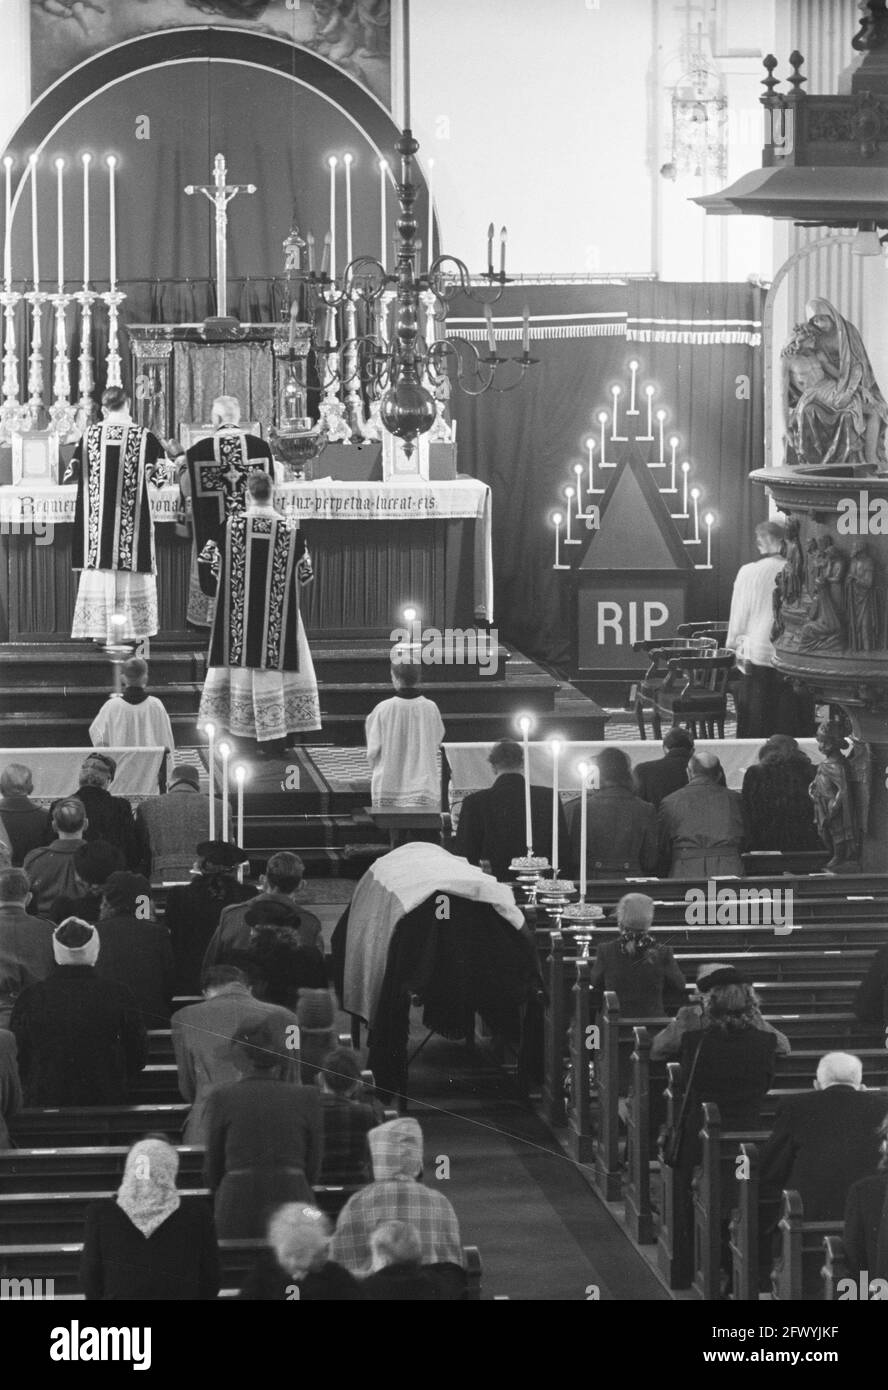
(0, 764), (51, 865)
(54, 754), (145, 872)
(633, 727), (694, 809)
(49, 839), (125, 925)
(165, 840), (257, 995)
(453, 738), (568, 880)
(0, 867), (55, 1028)
(10, 918), (147, 1106)
(22, 799), (88, 918)
(568, 747), (658, 879)
(658, 751), (746, 877)
(94, 872), (174, 1027)
(759, 1052), (888, 1223)
(201, 851), (322, 975)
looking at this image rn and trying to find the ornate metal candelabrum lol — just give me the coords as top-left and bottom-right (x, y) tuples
(102, 288), (127, 389)
(47, 291), (78, 440)
(0, 287), (28, 442)
(73, 288), (98, 430)
(24, 289), (49, 427)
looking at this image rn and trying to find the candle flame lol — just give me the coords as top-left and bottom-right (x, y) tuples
(565, 486), (574, 498)
(552, 512), (562, 526)
(219, 742), (231, 758)
(203, 722), (216, 737)
(669, 435), (679, 447)
(517, 714), (533, 734)
(234, 764), (248, 783)
(629, 360), (639, 371)
(645, 384), (655, 395)
(597, 411), (607, 423)
(328, 155), (338, 168)
(343, 153), (353, 165)
(550, 739), (562, 755)
(81, 152), (92, 165)
(681, 461), (690, 472)
(55, 157), (64, 171)
(691, 487), (700, 499)
(704, 512), (715, 525)
(656, 409), (666, 421)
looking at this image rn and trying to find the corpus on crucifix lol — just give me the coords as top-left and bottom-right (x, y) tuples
(184, 153), (256, 320)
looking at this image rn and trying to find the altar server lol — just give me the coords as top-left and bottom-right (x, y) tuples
(365, 662), (444, 808)
(178, 395), (274, 627)
(90, 657), (175, 754)
(197, 471), (321, 751)
(67, 387), (169, 645)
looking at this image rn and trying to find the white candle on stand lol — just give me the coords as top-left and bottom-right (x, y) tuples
(564, 487), (575, 542)
(29, 154), (39, 288)
(379, 159), (387, 265)
(343, 153), (353, 268)
(573, 463), (584, 518)
(328, 155), (337, 279)
(82, 153), (91, 289)
(427, 157), (434, 270)
(55, 158), (64, 291)
(703, 512), (714, 567)
(220, 741), (231, 840)
(3, 156), (11, 290)
(552, 512), (566, 568)
(598, 411), (608, 466)
(610, 385), (621, 441)
(107, 155), (117, 289)
(518, 715), (533, 854)
(656, 409), (666, 464)
(235, 764), (246, 846)
(627, 360), (639, 414)
(644, 384), (654, 438)
(669, 436), (678, 490)
(577, 760), (589, 901)
(681, 461), (690, 515)
(690, 488), (701, 542)
(586, 438), (596, 493)
(550, 740), (561, 878)
(205, 723), (216, 840)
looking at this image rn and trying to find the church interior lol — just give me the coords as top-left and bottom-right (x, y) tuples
(0, 0), (888, 1339)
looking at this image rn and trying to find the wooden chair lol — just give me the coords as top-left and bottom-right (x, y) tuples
(677, 620), (728, 644)
(631, 639), (710, 740)
(653, 650), (736, 739)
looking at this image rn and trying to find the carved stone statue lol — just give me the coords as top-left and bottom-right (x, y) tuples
(809, 717), (867, 871)
(783, 516), (806, 604)
(845, 541), (883, 652)
(781, 297), (888, 470)
(800, 534), (848, 650)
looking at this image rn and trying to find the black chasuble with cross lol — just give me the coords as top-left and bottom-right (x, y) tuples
(67, 422), (167, 573)
(182, 428), (274, 594)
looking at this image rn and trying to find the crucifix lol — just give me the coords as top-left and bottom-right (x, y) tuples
(184, 153), (256, 319)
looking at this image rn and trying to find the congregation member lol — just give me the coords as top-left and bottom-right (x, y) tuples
(0, 1028), (21, 1149)
(94, 871), (174, 1026)
(632, 727), (695, 809)
(135, 763), (226, 882)
(362, 1220), (441, 1301)
(58, 753), (143, 871)
(172, 965), (300, 1145)
(854, 941), (888, 1031)
(239, 1204), (362, 1302)
(201, 850), (321, 974)
(569, 747), (658, 879)
(651, 963), (790, 1060)
(365, 661), (445, 808)
(230, 899), (328, 1010)
(453, 738), (567, 879)
(198, 470), (321, 754)
(0, 764), (51, 865)
(294, 987), (338, 1084)
(657, 750), (746, 877)
(0, 868), (54, 1026)
(80, 1138), (220, 1302)
(843, 1115), (888, 1284)
(740, 734), (820, 853)
(165, 840), (257, 995)
(316, 1046), (381, 1186)
(22, 799), (88, 917)
(588, 893), (686, 1019)
(89, 656), (175, 753)
(49, 839), (125, 925)
(66, 386), (169, 645)
(330, 1118), (464, 1278)
(204, 1015), (323, 1239)
(10, 918), (147, 1106)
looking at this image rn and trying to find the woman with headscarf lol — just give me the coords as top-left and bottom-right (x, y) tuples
(741, 734), (820, 853)
(80, 1137), (220, 1300)
(588, 893), (687, 1019)
(239, 1203), (363, 1301)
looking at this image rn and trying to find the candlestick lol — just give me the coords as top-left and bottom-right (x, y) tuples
(107, 154), (117, 289)
(427, 157), (434, 271)
(499, 225), (507, 277)
(103, 286), (126, 388)
(521, 303), (530, 356)
(572, 462), (585, 519)
(640, 384), (655, 441)
(682, 461), (690, 516)
(610, 385), (627, 441)
(55, 158), (64, 292)
(564, 486), (580, 544)
(598, 410), (612, 467)
(664, 435), (678, 493)
(29, 154), (39, 289)
(519, 715), (533, 854)
(486, 222), (494, 277)
(379, 159), (387, 265)
(327, 155), (337, 280)
(627, 360), (639, 415)
(577, 760), (589, 901)
(220, 741), (231, 841)
(205, 723), (216, 841)
(483, 303), (497, 356)
(550, 740), (561, 878)
(3, 156), (11, 290)
(552, 512), (569, 569)
(343, 152), (353, 268)
(651, 408), (665, 467)
(25, 288), (48, 422)
(235, 763), (246, 846)
(82, 153), (91, 289)
(585, 437), (601, 494)
(698, 512), (714, 569)
(321, 230), (330, 277)
(690, 488), (701, 543)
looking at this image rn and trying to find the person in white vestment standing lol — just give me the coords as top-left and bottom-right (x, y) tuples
(365, 663), (445, 808)
(89, 658), (175, 754)
(197, 471), (321, 754)
(67, 387), (169, 644)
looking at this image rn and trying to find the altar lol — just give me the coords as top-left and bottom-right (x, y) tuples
(0, 479), (493, 641)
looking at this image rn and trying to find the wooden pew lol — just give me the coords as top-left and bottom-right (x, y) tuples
(543, 930), (574, 1126)
(624, 1027), (658, 1243)
(728, 1142), (762, 1301)
(10, 1104), (190, 1148)
(588, 991), (667, 1198)
(772, 1190), (843, 1300)
(0, 1146), (206, 1194)
(657, 1062), (691, 1288)
(822, 1235), (849, 1301)
(693, 1105), (768, 1300)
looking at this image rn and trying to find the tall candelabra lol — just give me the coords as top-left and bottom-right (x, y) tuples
(73, 289), (98, 430)
(47, 291), (78, 439)
(24, 290), (48, 427)
(0, 288), (28, 442)
(102, 287), (126, 389)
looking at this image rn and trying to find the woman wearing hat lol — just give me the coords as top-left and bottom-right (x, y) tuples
(81, 1137), (220, 1300)
(651, 964), (790, 1060)
(204, 1015), (323, 1240)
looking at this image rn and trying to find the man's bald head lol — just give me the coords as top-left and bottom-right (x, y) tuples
(689, 751), (723, 782)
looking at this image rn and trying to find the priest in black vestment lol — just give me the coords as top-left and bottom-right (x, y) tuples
(177, 394), (274, 627)
(66, 386), (168, 643)
(197, 471), (321, 750)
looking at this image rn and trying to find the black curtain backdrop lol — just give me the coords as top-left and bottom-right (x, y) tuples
(449, 281), (766, 672)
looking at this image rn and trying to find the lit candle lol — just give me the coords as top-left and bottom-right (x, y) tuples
(29, 154), (39, 289)
(220, 741), (231, 840)
(644, 384), (654, 439)
(324, 304), (337, 349)
(483, 303), (497, 356)
(703, 512), (714, 567)
(656, 408), (666, 464)
(328, 155), (337, 279)
(235, 763), (246, 846)
(521, 303), (530, 355)
(564, 486), (575, 543)
(681, 461), (690, 515)
(499, 225), (507, 277)
(205, 723), (216, 841)
(550, 739), (561, 878)
(343, 153), (353, 268)
(306, 231), (315, 273)
(107, 154), (116, 289)
(690, 487), (700, 542)
(552, 511), (566, 568)
(627, 360), (639, 415)
(82, 153), (91, 289)
(55, 157), (64, 291)
(610, 385), (622, 441)
(598, 410), (609, 466)
(3, 156), (11, 290)
(379, 159), (387, 265)
(486, 222), (494, 276)
(518, 715), (533, 854)
(427, 157), (434, 270)
(573, 462), (584, 518)
(586, 437), (596, 493)
(669, 435), (678, 490)
(577, 760), (589, 901)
